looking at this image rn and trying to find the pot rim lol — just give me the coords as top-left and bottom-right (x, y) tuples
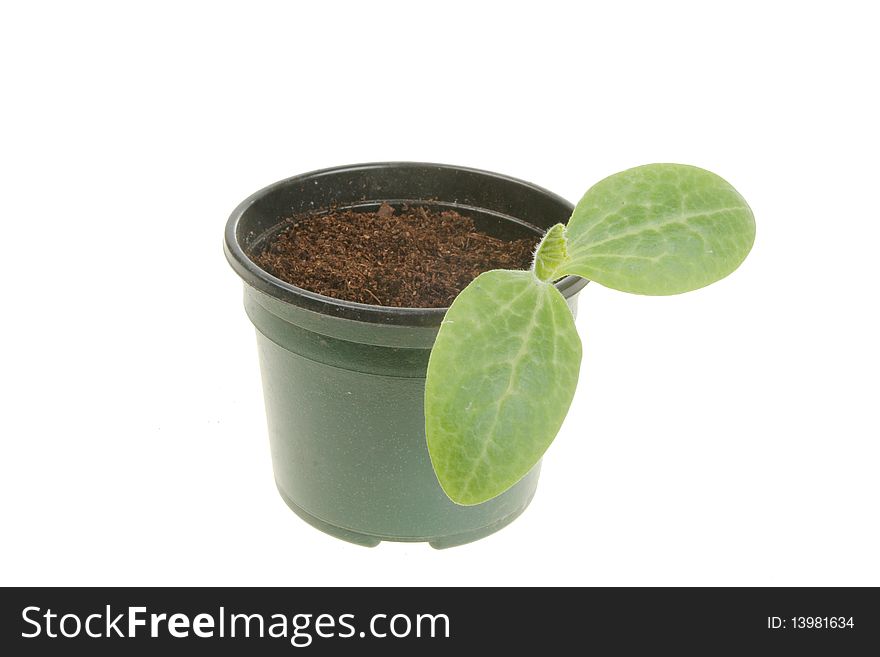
(224, 161), (587, 325)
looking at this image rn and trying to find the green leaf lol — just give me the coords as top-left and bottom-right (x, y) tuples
(532, 222), (569, 282)
(561, 164), (755, 295)
(425, 270), (582, 505)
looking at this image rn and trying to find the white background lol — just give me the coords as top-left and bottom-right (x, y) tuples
(2, 1), (877, 586)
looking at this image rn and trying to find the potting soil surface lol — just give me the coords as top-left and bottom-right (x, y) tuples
(253, 203), (540, 307)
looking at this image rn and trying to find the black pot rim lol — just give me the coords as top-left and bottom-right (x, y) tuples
(224, 161), (587, 325)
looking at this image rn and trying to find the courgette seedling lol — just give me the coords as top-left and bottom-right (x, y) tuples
(425, 163), (755, 505)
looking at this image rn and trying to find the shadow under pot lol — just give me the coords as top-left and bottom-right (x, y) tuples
(224, 162), (586, 548)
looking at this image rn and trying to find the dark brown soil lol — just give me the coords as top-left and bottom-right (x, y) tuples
(253, 203), (539, 307)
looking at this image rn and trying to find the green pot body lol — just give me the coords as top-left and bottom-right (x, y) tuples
(225, 163), (586, 548)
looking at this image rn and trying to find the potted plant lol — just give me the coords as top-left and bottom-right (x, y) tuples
(224, 162), (754, 547)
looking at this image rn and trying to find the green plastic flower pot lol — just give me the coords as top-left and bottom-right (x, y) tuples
(224, 162), (586, 548)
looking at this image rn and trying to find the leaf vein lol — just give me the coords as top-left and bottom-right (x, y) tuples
(458, 288), (547, 498)
(569, 207), (743, 250)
